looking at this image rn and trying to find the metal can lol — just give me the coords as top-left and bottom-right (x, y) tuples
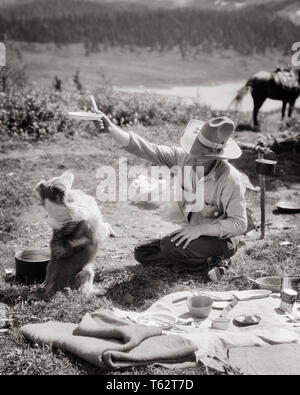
(279, 288), (297, 314)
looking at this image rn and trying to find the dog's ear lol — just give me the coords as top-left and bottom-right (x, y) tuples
(36, 180), (46, 192)
(36, 180), (46, 203)
(60, 171), (74, 190)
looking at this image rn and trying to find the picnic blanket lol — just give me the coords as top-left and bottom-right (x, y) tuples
(20, 290), (300, 371)
(20, 310), (196, 369)
(229, 344), (300, 375)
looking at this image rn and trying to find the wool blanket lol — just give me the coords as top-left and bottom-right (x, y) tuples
(20, 310), (196, 369)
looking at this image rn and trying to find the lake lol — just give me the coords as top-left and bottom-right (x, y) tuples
(117, 81), (282, 112)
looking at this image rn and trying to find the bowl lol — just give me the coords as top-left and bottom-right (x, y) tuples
(276, 201), (300, 213)
(187, 295), (213, 319)
(15, 248), (50, 284)
(255, 276), (281, 293)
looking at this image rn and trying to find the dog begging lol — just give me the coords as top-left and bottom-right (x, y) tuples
(36, 171), (115, 297)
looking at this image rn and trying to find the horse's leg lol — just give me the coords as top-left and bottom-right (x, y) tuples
(252, 92), (266, 130)
(288, 100), (296, 118)
(282, 102), (287, 120)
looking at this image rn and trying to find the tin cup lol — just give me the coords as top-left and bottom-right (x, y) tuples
(187, 295), (213, 319)
(279, 288), (297, 314)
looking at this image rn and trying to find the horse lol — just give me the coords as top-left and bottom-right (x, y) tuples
(230, 69), (300, 130)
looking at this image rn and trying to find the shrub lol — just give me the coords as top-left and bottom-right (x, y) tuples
(0, 88), (76, 140)
(0, 82), (216, 141)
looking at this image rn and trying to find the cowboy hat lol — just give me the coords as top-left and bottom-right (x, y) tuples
(180, 116), (241, 160)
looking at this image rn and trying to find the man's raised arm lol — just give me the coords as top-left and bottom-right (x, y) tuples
(94, 112), (180, 168)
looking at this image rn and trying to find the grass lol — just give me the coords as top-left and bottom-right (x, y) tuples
(0, 110), (300, 375)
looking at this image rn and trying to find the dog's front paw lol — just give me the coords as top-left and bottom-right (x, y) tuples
(107, 223), (117, 238)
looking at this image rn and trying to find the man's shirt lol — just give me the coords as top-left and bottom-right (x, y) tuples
(125, 132), (248, 239)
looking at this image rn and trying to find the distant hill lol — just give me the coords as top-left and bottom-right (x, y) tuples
(0, 0), (299, 57)
(0, 0), (294, 10)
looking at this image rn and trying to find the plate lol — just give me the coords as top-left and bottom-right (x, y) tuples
(68, 111), (103, 121)
(276, 201), (300, 213)
(233, 289), (271, 301)
(234, 314), (261, 327)
(135, 312), (177, 329)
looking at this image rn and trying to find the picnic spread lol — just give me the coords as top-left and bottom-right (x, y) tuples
(20, 289), (300, 372)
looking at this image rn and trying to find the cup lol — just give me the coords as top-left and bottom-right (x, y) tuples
(187, 295), (213, 319)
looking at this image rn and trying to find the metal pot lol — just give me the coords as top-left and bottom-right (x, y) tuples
(15, 248), (50, 284)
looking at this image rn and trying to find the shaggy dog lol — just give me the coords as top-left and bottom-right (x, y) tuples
(36, 171), (114, 297)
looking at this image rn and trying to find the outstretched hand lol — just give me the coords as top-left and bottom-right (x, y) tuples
(93, 111), (114, 133)
(92, 108), (130, 147)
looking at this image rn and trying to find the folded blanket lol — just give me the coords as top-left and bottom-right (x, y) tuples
(20, 310), (196, 369)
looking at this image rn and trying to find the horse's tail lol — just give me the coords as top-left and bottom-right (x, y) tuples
(228, 79), (253, 110)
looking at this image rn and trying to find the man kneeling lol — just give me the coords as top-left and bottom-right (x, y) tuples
(95, 114), (247, 282)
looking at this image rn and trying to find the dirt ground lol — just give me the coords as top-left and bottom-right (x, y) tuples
(0, 114), (300, 375)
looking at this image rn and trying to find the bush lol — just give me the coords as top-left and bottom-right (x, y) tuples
(0, 83), (215, 141)
(80, 85), (213, 127)
(0, 88), (76, 140)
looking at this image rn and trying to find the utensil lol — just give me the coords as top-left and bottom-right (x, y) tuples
(219, 299), (238, 319)
(284, 312), (297, 323)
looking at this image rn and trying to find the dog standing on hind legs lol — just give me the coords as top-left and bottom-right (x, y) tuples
(36, 171), (115, 297)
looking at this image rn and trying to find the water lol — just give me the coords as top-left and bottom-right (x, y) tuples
(117, 81), (282, 112)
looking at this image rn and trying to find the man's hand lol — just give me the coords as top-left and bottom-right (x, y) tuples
(93, 112), (114, 133)
(93, 109), (130, 146)
(170, 225), (204, 249)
